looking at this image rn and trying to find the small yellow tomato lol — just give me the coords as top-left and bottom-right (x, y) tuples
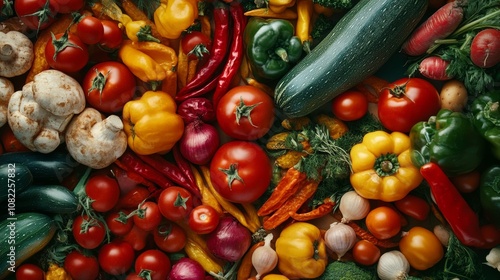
(399, 226), (444, 270)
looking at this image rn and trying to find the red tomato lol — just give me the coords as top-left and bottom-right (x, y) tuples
(98, 240), (135, 276)
(72, 215), (106, 249)
(134, 249), (171, 280)
(450, 170), (481, 193)
(14, 0), (58, 30)
(76, 15), (104, 45)
(133, 201), (162, 231)
(15, 264), (44, 280)
(377, 77), (441, 132)
(331, 90), (369, 121)
(63, 250), (100, 280)
(82, 61), (136, 113)
(99, 20), (123, 49)
(181, 31), (212, 60)
(365, 206), (402, 240)
(399, 226), (444, 270)
(481, 224), (500, 248)
(188, 205), (220, 234)
(157, 186), (194, 221)
(210, 141), (272, 203)
(352, 240), (381, 266)
(153, 222), (187, 253)
(53, 0), (84, 13)
(45, 32), (89, 73)
(106, 210), (134, 236)
(394, 194), (430, 221)
(216, 85), (275, 140)
(85, 174), (120, 212)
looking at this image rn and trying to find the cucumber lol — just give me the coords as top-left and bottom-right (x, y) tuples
(274, 0), (428, 117)
(0, 163), (33, 203)
(0, 212), (56, 279)
(16, 185), (79, 214)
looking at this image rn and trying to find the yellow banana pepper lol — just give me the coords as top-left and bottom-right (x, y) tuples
(350, 130), (423, 202)
(268, 0), (296, 14)
(118, 40), (177, 91)
(154, 0), (199, 39)
(122, 91), (184, 155)
(275, 222), (328, 279)
(125, 20), (160, 42)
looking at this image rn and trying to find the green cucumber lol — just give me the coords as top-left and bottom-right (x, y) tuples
(274, 0), (428, 117)
(0, 163), (33, 203)
(16, 185), (79, 214)
(0, 212), (56, 279)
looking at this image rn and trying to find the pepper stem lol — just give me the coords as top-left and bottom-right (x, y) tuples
(374, 153), (400, 177)
(275, 47), (289, 62)
(484, 101), (500, 126)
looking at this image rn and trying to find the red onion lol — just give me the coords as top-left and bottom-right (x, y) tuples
(168, 257), (205, 280)
(206, 216), (251, 262)
(177, 97), (215, 124)
(179, 120), (220, 165)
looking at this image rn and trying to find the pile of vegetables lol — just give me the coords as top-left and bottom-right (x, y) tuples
(1, 0), (500, 279)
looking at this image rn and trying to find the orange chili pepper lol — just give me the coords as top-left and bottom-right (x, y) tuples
(288, 197), (335, 221)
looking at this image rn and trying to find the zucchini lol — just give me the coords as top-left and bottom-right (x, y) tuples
(0, 163), (33, 203)
(0, 212), (56, 279)
(16, 185), (79, 214)
(0, 150), (79, 184)
(274, 0), (428, 117)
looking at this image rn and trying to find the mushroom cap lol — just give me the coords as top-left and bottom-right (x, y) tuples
(0, 77), (14, 127)
(0, 31), (34, 77)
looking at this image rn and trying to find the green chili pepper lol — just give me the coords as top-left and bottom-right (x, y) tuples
(244, 17), (303, 82)
(479, 165), (500, 227)
(409, 109), (486, 176)
(470, 90), (500, 160)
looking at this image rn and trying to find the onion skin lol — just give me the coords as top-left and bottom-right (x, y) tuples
(168, 257), (206, 280)
(179, 120), (220, 165)
(177, 97), (216, 124)
(206, 216), (252, 262)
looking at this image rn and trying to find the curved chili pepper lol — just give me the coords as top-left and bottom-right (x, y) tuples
(175, 2), (230, 100)
(420, 162), (486, 248)
(172, 144), (197, 187)
(174, 73), (221, 102)
(118, 150), (175, 189)
(212, 1), (246, 108)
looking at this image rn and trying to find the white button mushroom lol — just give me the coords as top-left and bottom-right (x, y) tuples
(0, 77), (14, 127)
(0, 30), (34, 77)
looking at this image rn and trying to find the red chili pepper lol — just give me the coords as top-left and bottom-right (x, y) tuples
(174, 73), (221, 102)
(212, 1), (246, 108)
(118, 150), (175, 189)
(113, 161), (158, 193)
(175, 2), (230, 100)
(172, 144), (197, 188)
(420, 162), (486, 248)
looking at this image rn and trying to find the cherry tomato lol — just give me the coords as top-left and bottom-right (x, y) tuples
(15, 264), (44, 280)
(365, 206), (402, 240)
(394, 194), (430, 221)
(450, 170), (481, 193)
(53, 0), (84, 13)
(72, 215), (106, 249)
(133, 201), (162, 231)
(216, 85), (275, 140)
(0, 125), (30, 152)
(188, 205), (220, 234)
(82, 61), (136, 113)
(153, 222), (187, 253)
(480, 224), (500, 248)
(98, 241), (135, 275)
(378, 77), (441, 132)
(76, 15), (104, 45)
(399, 226), (444, 270)
(14, 0), (58, 30)
(106, 210), (134, 236)
(210, 141), (272, 203)
(181, 31), (212, 60)
(134, 249), (171, 280)
(99, 20), (123, 49)
(63, 250), (100, 280)
(352, 240), (381, 266)
(331, 90), (369, 121)
(85, 174), (120, 212)
(157, 186), (194, 221)
(45, 32), (89, 73)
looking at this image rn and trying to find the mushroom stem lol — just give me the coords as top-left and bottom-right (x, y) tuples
(91, 115), (124, 141)
(0, 44), (15, 62)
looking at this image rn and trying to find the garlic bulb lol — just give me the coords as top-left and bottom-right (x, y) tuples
(485, 246), (500, 271)
(324, 222), (357, 260)
(377, 250), (410, 280)
(252, 233), (278, 280)
(339, 191), (370, 223)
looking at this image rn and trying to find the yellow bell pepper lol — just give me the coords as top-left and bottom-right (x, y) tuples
(122, 91), (184, 155)
(275, 222), (328, 279)
(45, 263), (72, 280)
(119, 40), (177, 91)
(268, 0), (296, 14)
(154, 0), (199, 39)
(350, 130), (423, 202)
(125, 20), (160, 42)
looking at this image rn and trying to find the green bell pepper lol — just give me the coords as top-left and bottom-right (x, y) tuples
(470, 90), (500, 160)
(244, 17), (303, 82)
(409, 109), (486, 176)
(479, 165), (500, 227)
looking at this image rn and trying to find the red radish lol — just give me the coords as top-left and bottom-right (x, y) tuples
(470, 28), (500, 68)
(419, 56), (453, 80)
(402, 1), (464, 56)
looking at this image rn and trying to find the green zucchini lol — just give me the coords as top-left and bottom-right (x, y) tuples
(16, 185), (79, 214)
(274, 0), (428, 117)
(0, 150), (79, 184)
(0, 212), (56, 279)
(0, 163), (33, 203)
